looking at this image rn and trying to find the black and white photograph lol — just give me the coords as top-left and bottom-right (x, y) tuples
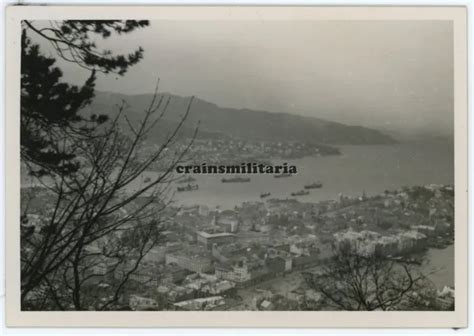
(5, 5), (468, 328)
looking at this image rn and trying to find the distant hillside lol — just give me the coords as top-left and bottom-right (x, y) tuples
(83, 92), (396, 145)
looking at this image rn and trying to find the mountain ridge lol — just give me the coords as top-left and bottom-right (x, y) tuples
(84, 91), (397, 145)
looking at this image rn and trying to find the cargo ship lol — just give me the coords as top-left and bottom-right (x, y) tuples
(177, 184), (199, 192)
(221, 176), (251, 183)
(291, 190), (310, 196)
(274, 173), (293, 178)
(177, 176), (196, 183)
(304, 181), (323, 189)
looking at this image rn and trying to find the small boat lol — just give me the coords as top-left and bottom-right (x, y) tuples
(274, 173), (293, 178)
(260, 192), (271, 198)
(177, 176), (196, 183)
(291, 190), (310, 196)
(304, 181), (322, 189)
(221, 176), (251, 183)
(177, 184), (199, 192)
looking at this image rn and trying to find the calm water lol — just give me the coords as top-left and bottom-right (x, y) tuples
(24, 141), (453, 207)
(421, 245), (454, 289)
(139, 141), (454, 209)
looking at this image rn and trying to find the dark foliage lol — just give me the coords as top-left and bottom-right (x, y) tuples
(304, 244), (439, 311)
(21, 20), (149, 176)
(22, 20), (148, 74)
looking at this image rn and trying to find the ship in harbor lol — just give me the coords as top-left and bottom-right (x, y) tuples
(304, 181), (323, 189)
(177, 184), (199, 192)
(260, 192), (271, 198)
(291, 190), (310, 197)
(177, 176), (196, 183)
(221, 176), (251, 183)
(274, 173), (293, 178)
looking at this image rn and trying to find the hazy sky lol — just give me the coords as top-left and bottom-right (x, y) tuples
(31, 20), (454, 135)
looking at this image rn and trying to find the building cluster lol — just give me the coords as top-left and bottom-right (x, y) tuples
(21, 183), (454, 311)
(251, 287), (323, 311)
(96, 185), (455, 310)
(333, 228), (428, 257)
(143, 137), (340, 170)
(156, 273), (235, 308)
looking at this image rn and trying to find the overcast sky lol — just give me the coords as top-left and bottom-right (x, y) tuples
(31, 20), (454, 135)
